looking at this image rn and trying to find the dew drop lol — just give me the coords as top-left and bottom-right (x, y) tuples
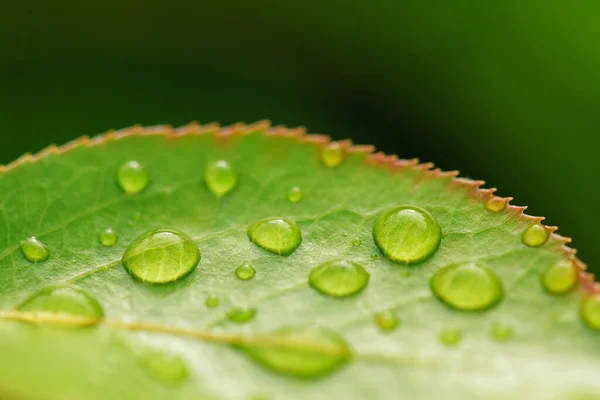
(370, 253), (378, 260)
(580, 294), (600, 332)
(430, 262), (504, 311)
(99, 228), (118, 247)
(491, 323), (514, 342)
(140, 350), (188, 385)
(309, 259), (369, 298)
(287, 186), (302, 203)
(205, 295), (220, 308)
(342, 232), (349, 237)
(541, 259), (578, 295)
(522, 223), (549, 248)
(373, 205), (441, 264)
(20, 237), (50, 263)
(320, 142), (344, 168)
(17, 286), (104, 326)
(352, 238), (361, 246)
(235, 262), (256, 281)
(240, 325), (349, 379)
(248, 218), (302, 256)
(374, 311), (400, 332)
(485, 197), (507, 212)
(117, 160), (149, 194)
(204, 160), (237, 196)
(227, 306), (256, 323)
(122, 229), (200, 283)
(439, 329), (463, 347)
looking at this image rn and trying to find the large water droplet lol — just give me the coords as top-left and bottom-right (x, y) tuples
(122, 229), (200, 283)
(117, 160), (149, 194)
(309, 259), (369, 298)
(491, 323), (514, 342)
(204, 160), (237, 196)
(374, 311), (400, 332)
(17, 286), (104, 326)
(140, 350), (188, 385)
(248, 218), (302, 256)
(287, 186), (302, 203)
(240, 325), (349, 379)
(541, 259), (578, 295)
(522, 223), (549, 248)
(20, 237), (50, 263)
(320, 142), (344, 168)
(235, 262), (256, 280)
(205, 295), (220, 308)
(373, 205), (441, 264)
(227, 306), (256, 323)
(439, 329), (463, 347)
(485, 197), (507, 212)
(430, 262), (504, 311)
(580, 294), (600, 332)
(99, 228), (118, 247)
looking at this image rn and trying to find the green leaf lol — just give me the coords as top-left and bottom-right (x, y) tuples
(0, 122), (598, 400)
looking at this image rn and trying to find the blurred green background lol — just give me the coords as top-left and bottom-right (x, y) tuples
(1, 1), (598, 271)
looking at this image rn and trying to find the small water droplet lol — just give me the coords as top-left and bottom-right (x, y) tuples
(485, 197), (507, 212)
(580, 294), (600, 332)
(235, 262), (256, 281)
(439, 329), (463, 347)
(205, 295), (220, 308)
(522, 223), (549, 248)
(99, 228), (118, 247)
(491, 323), (514, 342)
(240, 325), (349, 379)
(370, 253), (378, 260)
(374, 311), (400, 332)
(541, 259), (578, 295)
(373, 206), (441, 264)
(227, 306), (256, 323)
(117, 160), (149, 194)
(342, 232), (348, 237)
(20, 237), (50, 263)
(320, 142), (344, 168)
(430, 262), (504, 311)
(309, 260), (369, 298)
(122, 229), (200, 283)
(400, 269), (410, 278)
(352, 238), (361, 246)
(248, 217), (302, 256)
(287, 186), (302, 203)
(17, 286), (104, 326)
(204, 160), (237, 196)
(140, 350), (188, 385)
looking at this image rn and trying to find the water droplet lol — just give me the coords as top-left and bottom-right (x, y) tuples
(430, 262), (504, 311)
(140, 350), (188, 385)
(370, 253), (378, 260)
(439, 329), (463, 347)
(122, 229), (200, 283)
(204, 160), (237, 196)
(522, 223), (549, 248)
(320, 142), (344, 168)
(17, 286), (104, 326)
(99, 228), (118, 247)
(20, 237), (50, 263)
(248, 218), (302, 256)
(117, 160), (149, 194)
(235, 262), (256, 281)
(400, 269), (410, 278)
(309, 259), (369, 298)
(205, 295), (220, 308)
(485, 197), (507, 212)
(227, 306), (256, 323)
(541, 259), (578, 295)
(287, 186), (302, 203)
(240, 325), (349, 379)
(491, 323), (514, 342)
(342, 232), (348, 237)
(374, 311), (400, 332)
(580, 294), (600, 332)
(352, 238), (361, 246)
(373, 205), (441, 264)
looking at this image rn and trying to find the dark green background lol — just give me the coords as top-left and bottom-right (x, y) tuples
(1, 1), (598, 271)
